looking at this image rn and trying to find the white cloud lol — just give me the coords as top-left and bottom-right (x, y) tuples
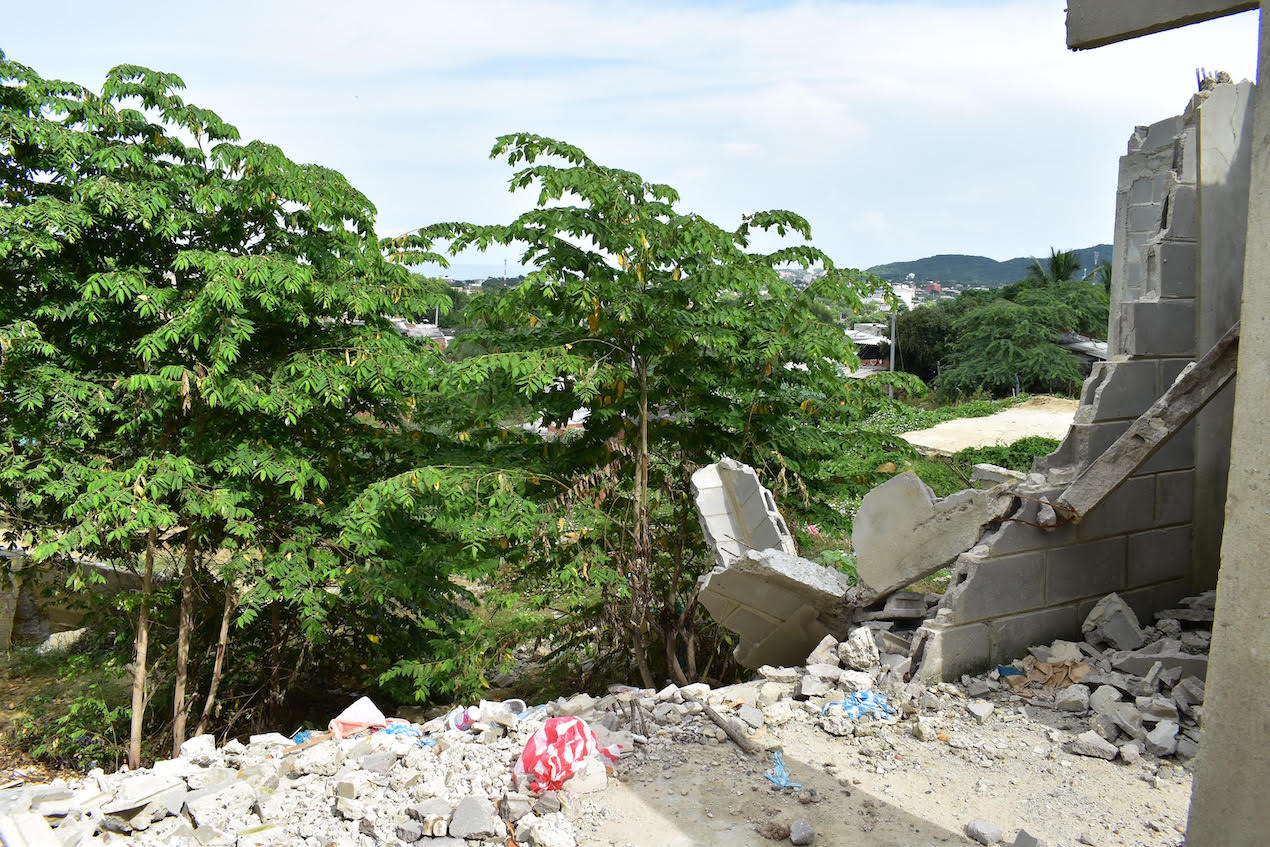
(6, 1), (1260, 267)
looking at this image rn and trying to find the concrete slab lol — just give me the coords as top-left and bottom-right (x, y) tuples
(853, 472), (1015, 600)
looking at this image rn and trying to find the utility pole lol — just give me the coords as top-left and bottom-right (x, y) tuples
(888, 310), (897, 398)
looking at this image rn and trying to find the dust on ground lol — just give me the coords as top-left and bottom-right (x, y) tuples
(900, 396), (1078, 455)
(575, 691), (1189, 847)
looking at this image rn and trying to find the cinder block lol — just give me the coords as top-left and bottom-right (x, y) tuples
(1141, 116), (1183, 152)
(991, 606), (1081, 665)
(911, 622), (990, 682)
(1119, 579), (1192, 621)
(1089, 359), (1160, 421)
(1144, 241), (1197, 299)
(1129, 176), (1166, 204)
(1121, 300), (1196, 357)
(1128, 526), (1193, 585)
(1047, 538), (1127, 604)
(945, 552), (1046, 623)
(1129, 204), (1163, 233)
(1142, 419), (1196, 473)
(1155, 470), (1195, 525)
(1078, 475), (1156, 540)
(1164, 184), (1198, 240)
(1158, 358), (1191, 394)
(979, 498), (1077, 556)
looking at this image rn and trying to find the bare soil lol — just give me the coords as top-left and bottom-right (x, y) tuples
(901, 397), (1079, 455)
(572, 690), (1189, 847)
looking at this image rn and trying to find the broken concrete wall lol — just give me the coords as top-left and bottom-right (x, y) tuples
(692, 458), (850, 668)
(913, 82), (1251, 681)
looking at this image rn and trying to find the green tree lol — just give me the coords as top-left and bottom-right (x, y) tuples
(0, 53), (532, 761)
(936, 275), (1108, 398)
(896, 302), (954, 381)
(404, 134), (910, 687)
(1024, 247), (1083, 285)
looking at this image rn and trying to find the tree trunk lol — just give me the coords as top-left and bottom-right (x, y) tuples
(128, 528), (156, 769)
(171, 532), (196, 755)
(194, 584), (235, 738)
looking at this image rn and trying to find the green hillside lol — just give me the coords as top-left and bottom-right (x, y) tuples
(868, 244), (1112, 287)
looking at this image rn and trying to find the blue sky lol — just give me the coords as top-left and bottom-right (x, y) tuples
(5, 1), (1260, 274)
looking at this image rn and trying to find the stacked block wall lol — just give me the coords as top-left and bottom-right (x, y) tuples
(915, 84), (1252, 680)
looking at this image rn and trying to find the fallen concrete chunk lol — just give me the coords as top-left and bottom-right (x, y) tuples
(966, 819), (1003, 845)
(1070, 730), (1119, 760)
(853, 472), (1015, 600)
(1012, 830), (1048, 847)
(1172, 676), (1206, 715)
(1081, 593), (1145, 651)
(448, 796), (501, 840)
(691, 457), (797, 570)
(1110, 643), (1208, 681)
(789, 819), (816, 846)
(967, 701), (995, 724)
(697, 549), (849, 668)
(1055, 684), (1091, 712)
(804, 634), (839, 666)
(1145, 721), (1179, 757)
(838, 627), (880, 671)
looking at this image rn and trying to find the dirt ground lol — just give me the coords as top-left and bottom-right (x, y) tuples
(572, 690), (1190, 847)
(901, 397), (1079, 455)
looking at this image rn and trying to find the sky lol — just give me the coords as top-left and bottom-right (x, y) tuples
(5, 1), (1261, 276)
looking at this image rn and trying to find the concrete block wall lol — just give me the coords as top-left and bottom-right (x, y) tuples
(913, 83), (1251, 681)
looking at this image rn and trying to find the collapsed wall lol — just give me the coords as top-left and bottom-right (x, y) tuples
(692, 82), (1252, 683)
(911, 81), (1253, 680)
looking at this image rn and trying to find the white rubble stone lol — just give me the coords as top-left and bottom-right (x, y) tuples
(1145, 721), (1180, 757)
(967, 701), (994, 724)
(1070, 730), (1119, 760)
(1055, 684), (1091, 712)
(805, 634), (840, 666)
(839, 670), (877, 692)
(839, 627), (882, 671)
(178, 734), (218, 759)
(966, 819), (1003, 845)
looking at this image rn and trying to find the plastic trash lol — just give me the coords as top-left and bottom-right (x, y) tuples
(291, 729), (318, 745)
(820, 690), (897, 720)
(379, 722), (422, 738)
(764, 750), (801, 789)
(513, 716), (620, 793)
(328, 696), (388, 739)
(447, 698), (530, 731)
(996, 664), (1024, 677)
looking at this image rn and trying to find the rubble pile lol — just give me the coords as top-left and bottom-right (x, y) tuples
(0, 591), (1209, 847)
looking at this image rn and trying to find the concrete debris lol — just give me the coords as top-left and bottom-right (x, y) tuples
(1070, 730), (1119, 760)
(1081, 593), (1145, 651)
(838, 627), (881, 672)
(789, 818), (816, 845)
(0, 588), (1214, 845)
(852, 472), (1015, 601)
(966, 818), (1004, 844)
(697, 549), (849, 669)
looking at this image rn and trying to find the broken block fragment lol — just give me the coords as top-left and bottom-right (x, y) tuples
(691, 457), (797, 570)
(697, 549), (849, 668)
(852, 471), (1016, 600)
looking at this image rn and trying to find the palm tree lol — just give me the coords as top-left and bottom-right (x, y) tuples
(1025, 248), (1083, 285)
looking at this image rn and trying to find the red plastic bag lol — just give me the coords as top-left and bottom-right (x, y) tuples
(513, 716), (619, 792)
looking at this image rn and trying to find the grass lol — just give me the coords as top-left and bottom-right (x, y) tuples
(861, 394), (1032, 436)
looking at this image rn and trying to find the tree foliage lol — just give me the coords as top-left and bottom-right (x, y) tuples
(399, 134), (913, 688)
(0, 52), (553, 755)
(894, 249), (1108, 399)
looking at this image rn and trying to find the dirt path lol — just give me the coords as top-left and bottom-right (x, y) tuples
(901, 396), (1079, 455)
(575, 691), (1190, 847)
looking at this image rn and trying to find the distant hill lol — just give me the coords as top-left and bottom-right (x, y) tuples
(867, 244), (1112, 288)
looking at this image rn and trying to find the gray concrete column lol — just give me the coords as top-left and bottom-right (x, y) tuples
(1186, 8), (1270, 845)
